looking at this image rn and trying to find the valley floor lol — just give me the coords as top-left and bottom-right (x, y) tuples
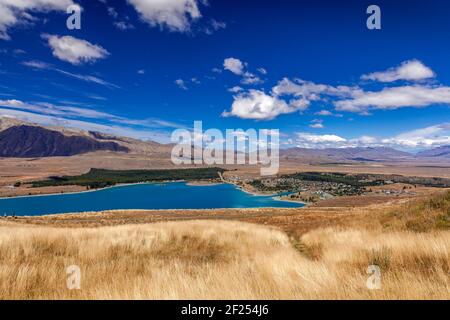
(1, 153), (450, 198)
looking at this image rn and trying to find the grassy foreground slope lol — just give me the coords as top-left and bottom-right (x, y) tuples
(0, 192), (449, 300)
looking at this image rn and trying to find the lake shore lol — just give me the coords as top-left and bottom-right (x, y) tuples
(0, 180), (220, 200)
(0, 181), (304, 216)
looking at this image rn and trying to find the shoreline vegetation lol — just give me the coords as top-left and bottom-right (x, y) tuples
(31, 167), (227, 189)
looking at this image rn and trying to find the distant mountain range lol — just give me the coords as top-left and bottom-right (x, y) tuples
(281, 145), (450, 163)
(0, 117), (448, 163)
(280, 146), (414, 163)
(416, 145), (450, 158)
(0, 125), (128, 157)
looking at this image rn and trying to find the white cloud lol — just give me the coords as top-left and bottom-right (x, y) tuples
(295, 133), (347, 148)
(309, 119), (324, 129)
(0, 99), (187, 142)
(228, 86), (243, 93)
(191, 77), (200, 84)
(22, 60), (52, 69)
(137, 69), (145, 74)
(241, 72), (262, 85)
(128, 0), (201, 32)
(114, 21), (135, 30)
(294, 132), (386, 149)
(106, 5), (134, 30)
(315, 110), (333, 116)
(0, 0), (74, 40)
(335, 85), (450, 113)
(223, 58), (263, 85)
(382, 123), (450, 148)
(258, 67), (267, 75)
(223, 77), (358, 120)
(264, 78), (358, 116)
(222, 90), (296, 120)
(293, 123), (450, 150)
(42, 34), (109, 65)
(107, 6), (118, 18)
(174, 79), (187, 90)
(0, 99), (116, 119)
(361, 60), (435, 82)
(221, 60), (447, 121)
(22, 60), (119, 88)
(288, 98), (310, 111)
(55, 68), (119, 88)
(223, 57), (245, 75)
(203, 19), (226, 35)
(0, 108), (173, 143)
(272, 78), (358, 99)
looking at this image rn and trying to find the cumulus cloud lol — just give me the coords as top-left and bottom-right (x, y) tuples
(335, 85), (450, 113)
(223, 77), (358, 120)
(265, 78), (357, 116)
(361, 60), (435, 82)
(42, 34), (109, 65)
(222, 60), (447, 120)
(223, 57), (245, 75)
(223, 57), (263, 85)
(0, 0), (74, 40)
(222, 90), (295, 120)
(128, 0), (202, 32)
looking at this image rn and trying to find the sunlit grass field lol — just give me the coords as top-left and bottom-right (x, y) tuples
(0, 192), (449, 300)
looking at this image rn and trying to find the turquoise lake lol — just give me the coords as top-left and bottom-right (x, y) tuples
(0, 182), (303, 216)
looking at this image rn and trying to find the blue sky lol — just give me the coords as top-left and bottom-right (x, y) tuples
(0, 0), (449, 150)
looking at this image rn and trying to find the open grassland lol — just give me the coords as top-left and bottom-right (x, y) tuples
(0, 192), (449, 300)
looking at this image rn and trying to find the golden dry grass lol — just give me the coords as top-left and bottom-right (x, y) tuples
(0, 219), (449, 300)
(380, 190), (450, 232)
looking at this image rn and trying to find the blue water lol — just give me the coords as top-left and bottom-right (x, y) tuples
(0, 182), (303, 216)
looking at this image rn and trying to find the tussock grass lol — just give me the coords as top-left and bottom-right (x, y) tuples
(382, 191), (450, 232)
(0, 219), (449, 300)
